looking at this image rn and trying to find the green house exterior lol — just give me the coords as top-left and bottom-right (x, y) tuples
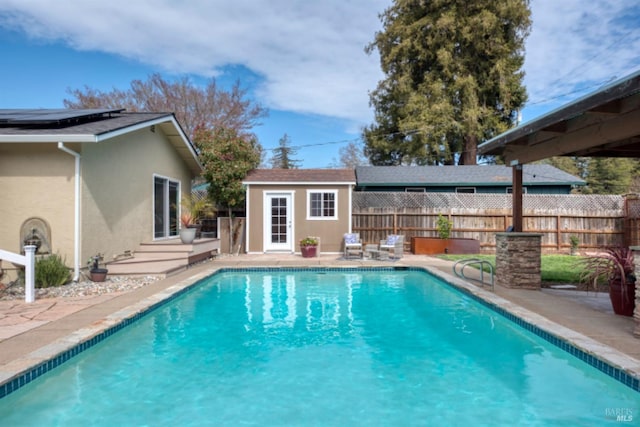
(355, 165), (585, 194)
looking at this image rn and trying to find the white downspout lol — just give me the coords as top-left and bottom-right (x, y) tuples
(57, 142), (81, 281)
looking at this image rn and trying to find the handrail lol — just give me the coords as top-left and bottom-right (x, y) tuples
(0, 246), (37, 302)
(452, 258), (494, 291)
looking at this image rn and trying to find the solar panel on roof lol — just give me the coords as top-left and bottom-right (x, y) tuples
(0, 108), (124, 125)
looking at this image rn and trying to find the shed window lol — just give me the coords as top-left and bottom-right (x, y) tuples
(307, 190), (337, 220)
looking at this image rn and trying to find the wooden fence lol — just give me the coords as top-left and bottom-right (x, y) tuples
(352, 193), (629, 254)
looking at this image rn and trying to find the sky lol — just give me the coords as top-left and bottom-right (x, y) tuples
(0, 0), (639, 168)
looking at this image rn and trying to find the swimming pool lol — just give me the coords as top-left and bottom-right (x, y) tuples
(0, 268), (638, 425)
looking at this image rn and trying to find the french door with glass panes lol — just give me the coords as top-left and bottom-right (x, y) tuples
(264, 192), (293, 252)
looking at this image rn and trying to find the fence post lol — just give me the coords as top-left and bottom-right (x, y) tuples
(24, 245), (36, 303)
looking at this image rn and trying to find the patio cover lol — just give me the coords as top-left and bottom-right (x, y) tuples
(478, 70), (640, 230)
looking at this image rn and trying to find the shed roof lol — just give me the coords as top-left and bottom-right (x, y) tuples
(0, 109), (202, 175)
(355, 165), (584, 187)
(243, 168), (356, 184)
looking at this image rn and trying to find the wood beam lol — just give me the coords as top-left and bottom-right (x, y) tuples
(503, 106), (640, 164)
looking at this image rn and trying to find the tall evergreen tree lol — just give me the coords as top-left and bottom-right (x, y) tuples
(585, 158), (636, 194)
(364, 0), (531, 165)
(269, 134), (301, 169)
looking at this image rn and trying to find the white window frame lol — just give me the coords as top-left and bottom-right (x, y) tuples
(455, 187), (476, 194)
(506, 187), (528, 194)
(306, 189), (338, 220)
(405, 187), (426, 192)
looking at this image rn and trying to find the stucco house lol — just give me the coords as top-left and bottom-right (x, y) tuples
(355, 164), (585, 194)
(0, 108), (202, 280)
(243, 169), (356, 254)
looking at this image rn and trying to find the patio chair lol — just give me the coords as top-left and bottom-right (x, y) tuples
(379, 234), (404, 259)
(343, 233), (363, 259)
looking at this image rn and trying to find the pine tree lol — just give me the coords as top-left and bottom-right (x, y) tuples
(585, 158), (637, 194)
(364, 0), (531, 165)
(269, 134), (301, 169)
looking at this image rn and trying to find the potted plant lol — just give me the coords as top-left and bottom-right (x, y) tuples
(581, 246), (636, 316)
(180, 213), (197, 244)
(300, 236), (319, 258)
(569, 235), (580, 256)
(88, 254), (108, 282)
(181, 193), (215, 239)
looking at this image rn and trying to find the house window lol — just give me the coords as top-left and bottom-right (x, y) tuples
(506, 187), (528, 194)
(405, 187), (426, 192)
(455, 187), (476, 194)
(307, 190), (337, 220)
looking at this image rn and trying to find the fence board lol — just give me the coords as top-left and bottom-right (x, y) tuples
(353, 193), (628, 253)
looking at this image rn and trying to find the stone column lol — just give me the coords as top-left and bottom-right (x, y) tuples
(631, 247), (640, 338)
(495, 233), (543, 290)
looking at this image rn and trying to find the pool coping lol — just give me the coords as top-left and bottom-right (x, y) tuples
(1, 265), (639, 398)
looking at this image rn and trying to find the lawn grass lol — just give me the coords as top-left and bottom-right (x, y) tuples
(437, 254), (586, 284)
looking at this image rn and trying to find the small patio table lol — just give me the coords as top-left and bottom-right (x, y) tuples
(365, 244), (389, 261)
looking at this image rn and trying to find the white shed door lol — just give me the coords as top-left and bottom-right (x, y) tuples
(264, 193), (293, 252)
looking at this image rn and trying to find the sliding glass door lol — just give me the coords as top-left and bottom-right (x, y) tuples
(154, 176), (179, 239)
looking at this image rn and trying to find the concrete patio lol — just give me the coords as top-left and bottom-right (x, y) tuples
(0, 253), (638, 391)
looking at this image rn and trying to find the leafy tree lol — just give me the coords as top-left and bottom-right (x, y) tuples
(331, 141), (370, 168)
(64, 73), (268, 140)
(269, 134), (301, 169)
(194, 126), (261, 252)
(364, 0), (531, 166)
(584, 158), (637, 194)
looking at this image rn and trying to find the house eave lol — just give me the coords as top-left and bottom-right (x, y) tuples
(0, 134), (98, 143)
(0, 114), (203, 176)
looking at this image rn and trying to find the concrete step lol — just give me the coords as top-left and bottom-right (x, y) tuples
(106, 259), (187, 277)
(106, 238), (220, 277)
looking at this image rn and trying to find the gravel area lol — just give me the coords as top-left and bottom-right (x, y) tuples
(0, 275), (162, 301)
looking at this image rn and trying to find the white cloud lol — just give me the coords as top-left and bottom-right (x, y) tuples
(0, 0), (389, 128)
(0, 0), (638, 128)
(524, 0), (640, 111)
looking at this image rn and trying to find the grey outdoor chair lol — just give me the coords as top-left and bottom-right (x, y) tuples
(379, 235), (404, 259)
(343, 233), (363, 259)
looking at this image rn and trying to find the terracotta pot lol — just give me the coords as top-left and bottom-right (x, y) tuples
(90, 268), (108, 282)
(301, 246), (317, 258)
(609, 279), (636, 316)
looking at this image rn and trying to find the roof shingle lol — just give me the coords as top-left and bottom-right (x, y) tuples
(244, 168), (356, 183)
(355, 165), (584, 186)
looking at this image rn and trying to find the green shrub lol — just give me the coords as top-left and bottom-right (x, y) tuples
(436, 214), (453, 239)
(35, 253), (71, 288)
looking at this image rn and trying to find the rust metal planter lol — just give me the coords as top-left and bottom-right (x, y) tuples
(411, 237), (480, 255)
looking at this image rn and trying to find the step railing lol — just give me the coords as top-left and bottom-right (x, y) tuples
(0, 246), (37, 302)
(452, 258), (494, 291)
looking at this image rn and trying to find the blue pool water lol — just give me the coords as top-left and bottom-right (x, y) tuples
(1, 269), (638, 426)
